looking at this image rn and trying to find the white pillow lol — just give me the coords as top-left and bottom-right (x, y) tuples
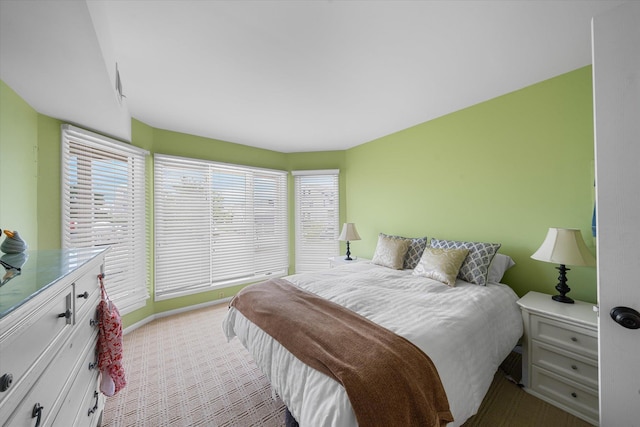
(487, 254), (516, 283)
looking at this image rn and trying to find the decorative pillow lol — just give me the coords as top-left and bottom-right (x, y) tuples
(412, 247), (469, 286)
(430, 238), (501, 286)
(487, 254), (516, 283)
(380, 233), (428, 269)
(372, 235), (410, 270)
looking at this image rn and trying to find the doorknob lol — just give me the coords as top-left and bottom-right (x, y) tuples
(610, 306), (640, 329)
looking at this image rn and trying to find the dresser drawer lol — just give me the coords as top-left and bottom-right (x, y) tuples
(0, 288), (73, 409)
(531, 315), (597, 358)
(71, 379), (104, 427)
(532, 340), (598, 389)
(53, 336), (101, 426)
(75, 290), (101, 336)
(531, 365), (598, 424)
(1, 329), (98, 426)
(73, 264), (102, 321)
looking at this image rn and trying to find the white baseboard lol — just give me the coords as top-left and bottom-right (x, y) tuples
(123, 297), (233, 335)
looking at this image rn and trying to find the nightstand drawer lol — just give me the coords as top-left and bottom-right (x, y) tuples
(531, 366), (598, 424)
(531, 315), (597, 358)
(532, 340), (598, 389)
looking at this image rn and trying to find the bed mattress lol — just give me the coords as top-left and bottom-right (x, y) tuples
(223, 262), (523, 426)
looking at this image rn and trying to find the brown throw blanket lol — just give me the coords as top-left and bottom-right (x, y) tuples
(230, 278), (453, 427)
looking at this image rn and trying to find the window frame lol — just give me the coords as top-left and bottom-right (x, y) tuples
(153, 153), (289, 301)
(61, 124), (150, 315)
(292, 169), (340, 273)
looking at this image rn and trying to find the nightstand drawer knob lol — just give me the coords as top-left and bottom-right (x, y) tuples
(570, 336), (578, 342)
(571, 364), (578, 370)
(571, 392), (578, 398)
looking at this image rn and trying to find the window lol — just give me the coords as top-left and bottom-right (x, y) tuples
(61, 124), (149, 314)
(154, 154), (288, 300)
(293, 170), (340, 273)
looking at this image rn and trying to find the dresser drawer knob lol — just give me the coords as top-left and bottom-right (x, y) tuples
(570, 336), (578, 342)
(571, 364), (578, 370)
(32, 403), (44, 427)
(57, 309), (72, 320)
(89, 361), (98, 371)
(90, 318), (100, 327)
(571, 392), (578, 398)
(77, 291), (89, 299)
(0, 373), (13, 392)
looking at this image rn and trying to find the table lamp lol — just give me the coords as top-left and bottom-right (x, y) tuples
(338, 223), (361, 261)
(531, 228), (596, 303)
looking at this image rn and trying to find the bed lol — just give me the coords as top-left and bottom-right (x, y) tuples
(223, 236), (523, 426)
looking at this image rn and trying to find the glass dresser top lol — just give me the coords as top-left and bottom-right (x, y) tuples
(0, 247), (108, 319)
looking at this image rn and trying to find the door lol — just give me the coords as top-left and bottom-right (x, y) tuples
(592, 2), (640, 426)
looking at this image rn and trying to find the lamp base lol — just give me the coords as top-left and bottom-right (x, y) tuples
(552, 264), (575, 304)
(552, 294), (575, 304)
(344, 241), (353, 261)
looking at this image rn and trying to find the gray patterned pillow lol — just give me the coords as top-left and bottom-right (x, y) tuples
(429, 238), (501, 286)
(380, 233), (428, 269)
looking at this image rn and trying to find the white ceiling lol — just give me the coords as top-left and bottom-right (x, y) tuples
(0, 1), (626, 153)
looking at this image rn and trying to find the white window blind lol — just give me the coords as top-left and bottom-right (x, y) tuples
(293, 170), (340, 273)
(61, 124), (149, 314)
(154, 154), (288, 300)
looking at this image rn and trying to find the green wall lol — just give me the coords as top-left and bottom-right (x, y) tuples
(36, 115), (64, 249)
(0, 65), (597, 330)
(0, 81), (39, 248)
(345, 66), (597, 302)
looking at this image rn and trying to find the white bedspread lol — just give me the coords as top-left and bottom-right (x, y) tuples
(223, 262), (523, 427)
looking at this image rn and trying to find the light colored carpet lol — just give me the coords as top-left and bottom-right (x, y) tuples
(102, 303), (593, 427)
(101, 303), (286, 426)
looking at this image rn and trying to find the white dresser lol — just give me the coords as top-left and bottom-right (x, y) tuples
(518, 291), (599, 426)
(0, 248), (109, 427)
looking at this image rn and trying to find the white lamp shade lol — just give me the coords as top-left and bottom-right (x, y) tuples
(338, 223), (361, 241)
(531, 228), (596, 267)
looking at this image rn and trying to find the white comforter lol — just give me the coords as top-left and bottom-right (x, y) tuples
(223, 262), (523, 427)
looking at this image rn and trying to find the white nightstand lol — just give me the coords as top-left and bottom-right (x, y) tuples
(517, 291), (599, 426)
(328, 256), (370, 268)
